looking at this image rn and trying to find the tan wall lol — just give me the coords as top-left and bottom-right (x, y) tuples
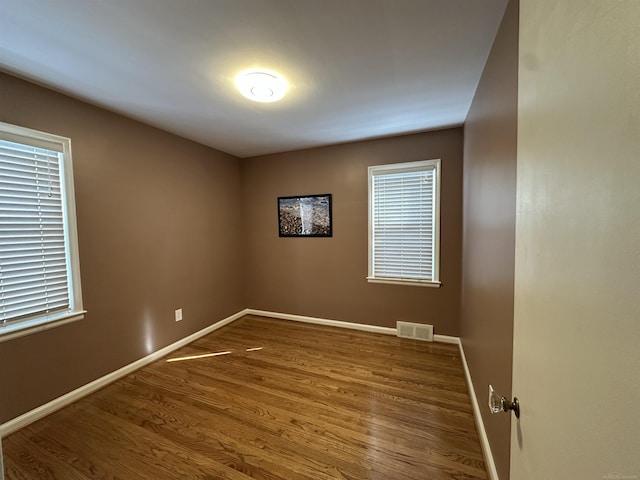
(0, 72), (244, 423)
(461, 1), (518, 478)
(242, 129), (463, 334)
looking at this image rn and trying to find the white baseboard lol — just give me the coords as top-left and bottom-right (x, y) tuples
(458, 338), (499, 480)
(246, 309), (398, 335)
(246, 309), (461, 347)
(433, 334), (459, 344)
(0, 309), (250, 438)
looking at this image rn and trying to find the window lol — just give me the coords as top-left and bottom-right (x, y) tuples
(0, 121), (84, 341)
(368, 159), (441, 287)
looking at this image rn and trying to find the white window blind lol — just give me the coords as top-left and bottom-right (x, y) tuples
(0, 122), (84, 340)
(368, 159), (441, 286)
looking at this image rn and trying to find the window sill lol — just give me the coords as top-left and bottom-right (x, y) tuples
(367, 277), (442, 288)
(0, 310), (87, 343)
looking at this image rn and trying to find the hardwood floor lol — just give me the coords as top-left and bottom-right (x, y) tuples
(3, 315), (487, 479)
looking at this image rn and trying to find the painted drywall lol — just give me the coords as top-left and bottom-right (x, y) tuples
(511, 1), (640, 478)
(241, 129), (463, 335)
(461, 1), (518, 478)
(0, 72), (244, 423)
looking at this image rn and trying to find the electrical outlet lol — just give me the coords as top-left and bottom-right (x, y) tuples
(175, 308), (183, 322)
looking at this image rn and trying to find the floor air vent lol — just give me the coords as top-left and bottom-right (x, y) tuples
(396, 321), (434, 342)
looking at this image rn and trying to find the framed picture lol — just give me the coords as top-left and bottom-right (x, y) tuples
(278, 194), (332, 237)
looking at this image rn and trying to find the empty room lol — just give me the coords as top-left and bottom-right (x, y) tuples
(0, 1), (638, 479)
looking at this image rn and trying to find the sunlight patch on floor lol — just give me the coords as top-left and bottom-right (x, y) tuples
(166, 347), (264, 363)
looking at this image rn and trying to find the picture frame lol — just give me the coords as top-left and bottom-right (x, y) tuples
(278, 193), (332, 237)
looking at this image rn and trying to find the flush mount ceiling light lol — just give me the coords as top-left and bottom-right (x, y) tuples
(235, 69), (288, 103)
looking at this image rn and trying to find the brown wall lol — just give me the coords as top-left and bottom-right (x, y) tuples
(461, 1), (518, 478)
(0, 72), (244, 423)
(242, 129), (463, 334)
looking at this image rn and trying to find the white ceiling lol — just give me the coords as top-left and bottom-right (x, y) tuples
(0, 0), (507, 158)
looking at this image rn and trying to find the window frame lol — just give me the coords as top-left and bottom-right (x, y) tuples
(0, 121), (85, 343)
(367, 158), (441, 288)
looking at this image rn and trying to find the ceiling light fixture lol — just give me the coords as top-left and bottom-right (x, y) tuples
(235, 69), (287, 103)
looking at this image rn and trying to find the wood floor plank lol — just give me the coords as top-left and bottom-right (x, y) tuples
(3, 315), (487, 479)
(15, 424), (139, 480)
(156, 344), (480, 476)
(3, 431), (92, 480)
(154, 355), (483, 455)
(120, 370), (377, 479)
(90, 380), (370, 480)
